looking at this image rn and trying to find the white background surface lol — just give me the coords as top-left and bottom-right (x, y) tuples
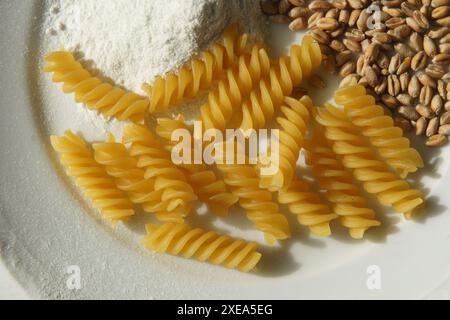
(0, 262), (28, 300)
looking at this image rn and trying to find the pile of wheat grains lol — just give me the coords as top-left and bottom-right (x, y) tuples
(261, 0), (450, 147)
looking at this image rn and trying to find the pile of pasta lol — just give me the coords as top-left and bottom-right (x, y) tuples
(45, 25), (425, 273)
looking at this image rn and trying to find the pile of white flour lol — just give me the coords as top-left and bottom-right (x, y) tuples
(42, 0), (266, 94)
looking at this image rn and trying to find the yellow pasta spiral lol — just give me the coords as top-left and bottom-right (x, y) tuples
(240, 35), (322, 130)
(44, 51), (148, 123)
(93, 136), (189, 223)
(335, 85), (424, 178)
(259, 95), (313, 192)
(216, 161), (291, 245)
(278, 179), (338, 237)
(200, 44), (271, 131)
(315, 105), (424, 219)
(156, 116), (239, 216)
(50, 131), (134, 223)
(122, 124), (198, 218)
(143, 223), (262, 272)
(143, 25), (250, 113)
(304, 130), (381, 239)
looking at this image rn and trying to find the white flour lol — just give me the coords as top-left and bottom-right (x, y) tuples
(39, 0), (266, 141)
(43, 0), (266, 94)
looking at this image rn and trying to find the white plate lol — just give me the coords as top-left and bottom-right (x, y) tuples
(1, 0), (450, 300)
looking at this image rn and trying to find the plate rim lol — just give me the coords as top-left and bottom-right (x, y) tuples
(1, 0), (450, 300)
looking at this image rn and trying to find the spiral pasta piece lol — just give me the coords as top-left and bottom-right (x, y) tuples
(143, 223), (262, 272)
(156, 116), (239, 216)
(278, 179), (338, 237)
(143, 25), (251, 113)
(259, 95), (312, 192)
(122, 124), (198, 219)
(216, 159), (290, 245)
(335, 85), (424, 178)
(200, 43), (271, 131)
(50, 131), (134, 223)
(93, 136), (189, 223)
(44, 51), (148, 123)
(304, 129), (381, 239)
(315, 105), (424, 219)
(240, 35), (322, 131)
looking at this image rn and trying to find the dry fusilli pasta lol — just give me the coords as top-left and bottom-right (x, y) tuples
(143, 25), (251, 113)
(156, 116), (239, 216)
(335, 85), (424, 178)
(51, 131), (134, 223)
(44, 51), (148, 123)
(315, 105), (424, 219)
(304, 128), (381, 239)
(217, 158), (291, 245)
(278, 179), (338, 237)
(200, 44), (271, 131)
(122, 124), (198, 218)
(143, 223), (262, 272)
(93, 135), (190, 223)
(259, 95), (312, 192)
(240, 35), (322, 130)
